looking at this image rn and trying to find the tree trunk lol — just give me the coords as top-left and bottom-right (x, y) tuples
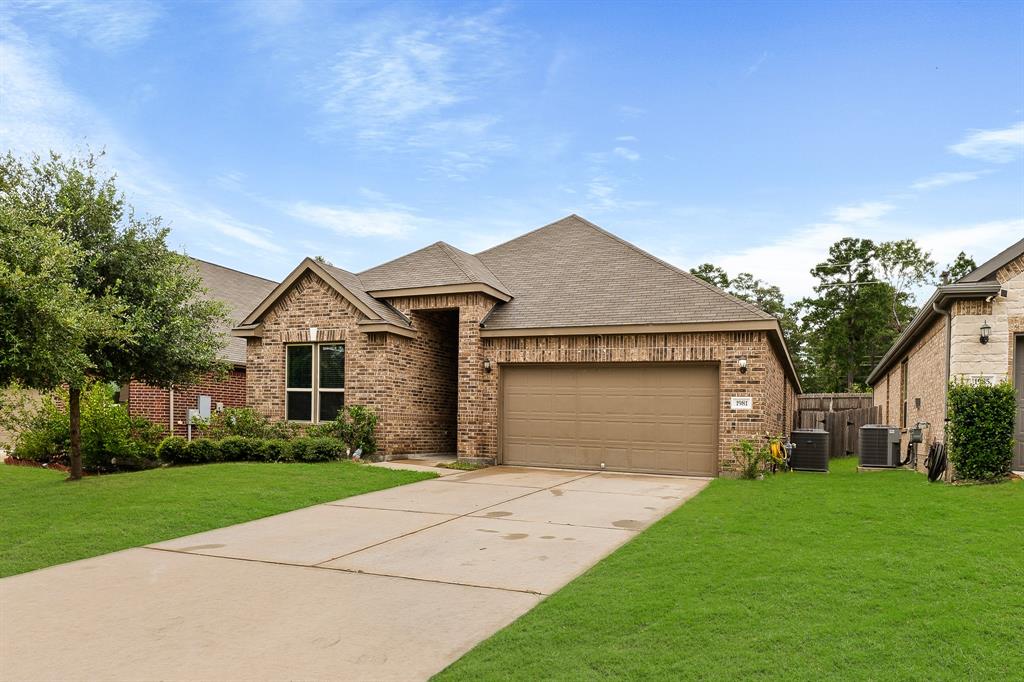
(68, 386), (83, 481)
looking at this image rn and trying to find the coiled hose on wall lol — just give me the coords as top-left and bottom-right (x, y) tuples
(925, 442), (947, 482)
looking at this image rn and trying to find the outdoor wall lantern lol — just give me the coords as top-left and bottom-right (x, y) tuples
(483, 359), (493, 373)
(738, 357), (748, 374)
(979, 320), (990, 345)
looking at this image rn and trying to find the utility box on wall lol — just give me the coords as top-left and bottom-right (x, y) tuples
(197, 395), (212, 420)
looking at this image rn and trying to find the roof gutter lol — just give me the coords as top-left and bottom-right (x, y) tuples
(866, 281), (1001, 385)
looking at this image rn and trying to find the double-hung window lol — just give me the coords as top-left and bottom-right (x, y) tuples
(286, 343), (345, 422)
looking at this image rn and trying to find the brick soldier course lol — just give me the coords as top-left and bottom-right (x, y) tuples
(234, 215), (802, 476)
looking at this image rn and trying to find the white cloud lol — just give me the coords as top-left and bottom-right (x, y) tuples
(616, 135), (638, 142)
(313, 8), (512, 143)
(0, 24), (288, 258)
(612, 146), (640, 162)
(692, 218), (1023, 302)
(744, 50), (770, 77)
(829, 201), (894, 224)
(910, 170), (992, 190)
(4, 0), (161, 52)
(618, 105), (646, 118)
(949, 122), (1024, 163)
(286, 202), (422, 237)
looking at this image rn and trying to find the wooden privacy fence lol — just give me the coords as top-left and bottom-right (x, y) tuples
(793, 394), (882, 457)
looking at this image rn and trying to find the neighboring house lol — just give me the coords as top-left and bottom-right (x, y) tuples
(126, 258), (277, 436)
(233, 215), (801, 476)
(867, 238), (1024, 472)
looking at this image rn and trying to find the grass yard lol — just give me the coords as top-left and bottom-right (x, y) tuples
(438, 458), (1024, 681)
(0, 462), (433, 577)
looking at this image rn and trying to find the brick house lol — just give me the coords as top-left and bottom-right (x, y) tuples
(126, 259), (277, 436)
(233, 215), (801, 476)
(867, 238), (1024, 473)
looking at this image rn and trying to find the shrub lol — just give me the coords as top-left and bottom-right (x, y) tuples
(291, 436), (347, 462)
(13, 382), (163, 472)
(184, 438), (221, 464)
(192, 407), (299, 441)
(308, 405), (379, 455)
(157, 436), (189, 464)
(262, 438), (293, 462)
(732, 439), (763, 480)
(218, 435), (264, 462)
(947, 379), (1016, 481)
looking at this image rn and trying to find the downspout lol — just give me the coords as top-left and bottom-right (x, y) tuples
(932, 300), (951, 432)
(169, 387), (175, 437)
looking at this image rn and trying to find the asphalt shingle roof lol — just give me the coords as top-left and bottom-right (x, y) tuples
(321, 263), (412, 328)
(191, 258), (277, 364)
(474, 215), (772, 329)
(358, 242), (511, 297)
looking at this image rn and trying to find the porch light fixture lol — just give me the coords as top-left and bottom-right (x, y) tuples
(979, 320), (990, 345)
(483, 359), (493, 373)
(309, 326), (318, 342)
(738, 357), (748, 374)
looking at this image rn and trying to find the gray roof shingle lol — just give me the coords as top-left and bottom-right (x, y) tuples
(320, 263), (412, 328)
(191, 258), (277, 364)
(474, 215), (773, 329)
(358, 241), (511, 297)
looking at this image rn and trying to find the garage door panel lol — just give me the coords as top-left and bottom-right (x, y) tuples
(502, 364), (719, 476)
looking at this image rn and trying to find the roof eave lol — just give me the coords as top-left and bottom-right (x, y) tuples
(239, 258), (384, 327)
(866, 281), (1002, 385)
(368, 282), (513, 302)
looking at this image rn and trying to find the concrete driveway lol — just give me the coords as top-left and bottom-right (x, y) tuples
(1, 465), (709, 682)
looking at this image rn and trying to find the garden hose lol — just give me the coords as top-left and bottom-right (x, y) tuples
(925, 442), (947, 482)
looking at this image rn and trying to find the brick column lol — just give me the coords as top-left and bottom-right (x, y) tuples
(457, 306), (486, 459)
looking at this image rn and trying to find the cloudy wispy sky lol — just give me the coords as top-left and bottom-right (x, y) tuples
(2, 1), (1022, 300)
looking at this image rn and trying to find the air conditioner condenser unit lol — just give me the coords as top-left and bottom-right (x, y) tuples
(859, 424), (901, 468)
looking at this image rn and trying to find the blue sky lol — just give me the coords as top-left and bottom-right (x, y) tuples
(2, 0), (1022, 300)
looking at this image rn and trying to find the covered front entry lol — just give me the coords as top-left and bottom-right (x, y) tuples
(500, 363), (719, 476)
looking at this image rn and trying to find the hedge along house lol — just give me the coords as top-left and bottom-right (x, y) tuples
(126, 258), (277, 436)
(233, 215), (801, 476)
(867, 237), (1024, 473)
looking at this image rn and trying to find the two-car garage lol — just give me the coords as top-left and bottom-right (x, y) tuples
(500, 364), (719, 477)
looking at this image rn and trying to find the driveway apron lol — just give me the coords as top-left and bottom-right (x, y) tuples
(1, 465), (709, 682)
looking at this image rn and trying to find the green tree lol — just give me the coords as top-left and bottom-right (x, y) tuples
(689, 263), (730, 289)
(797, 238), (922, 392)
(939, 251), (977, 284)
(0, 151), (227, 480)
(690, 264), (802, 373)
(874, 239), (935, 331)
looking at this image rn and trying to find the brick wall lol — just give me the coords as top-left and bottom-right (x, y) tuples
(873, 316), (947, 473)
(388, 292), (497, 458)
(246, 271), (396, 446)
(384, 309), (458, 454)
(480, 330), (790, 474)
(128, 369), (247, 437)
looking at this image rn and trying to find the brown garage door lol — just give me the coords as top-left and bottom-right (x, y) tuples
(501, 364), (719, 476)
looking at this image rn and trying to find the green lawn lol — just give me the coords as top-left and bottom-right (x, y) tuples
(438, 459), (1024, 681)
(0, 462), (433, 578)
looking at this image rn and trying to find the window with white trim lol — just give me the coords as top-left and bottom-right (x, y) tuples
(286, 343), (345, 422)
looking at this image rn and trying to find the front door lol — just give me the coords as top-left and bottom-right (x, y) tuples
(1015, 335), (1024, 470)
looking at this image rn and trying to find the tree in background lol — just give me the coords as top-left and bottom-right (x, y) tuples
(689, 264), (802, 368)
(689, 263), (730, 289)
(939, 251), (977, 284)
(0, 152), (227, 480)
(874, 239), (935, 331)
(795, 238), (888, 392)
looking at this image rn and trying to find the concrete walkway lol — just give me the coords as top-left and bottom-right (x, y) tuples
(1, 466), (709, 682)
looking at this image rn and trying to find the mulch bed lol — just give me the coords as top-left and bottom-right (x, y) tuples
(2, 455), (70, 472)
